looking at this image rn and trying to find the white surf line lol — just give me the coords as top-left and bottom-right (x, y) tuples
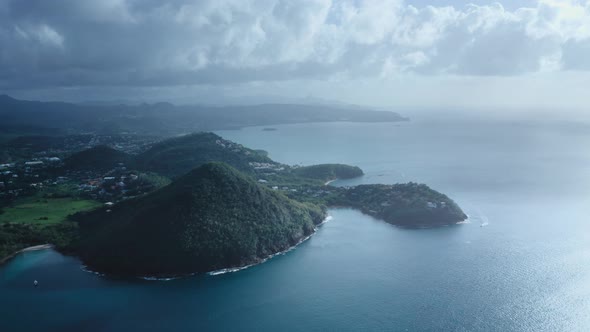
(79, 215), (334, 280)
(207, 215), (333, 276)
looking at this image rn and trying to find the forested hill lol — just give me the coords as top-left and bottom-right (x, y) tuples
(0, 95), (407, 136)
(134, 133), (274, 177)
(76, 162), (326, 276)
(328, 183), (468, 228)
(293, 164), (363, 181)
(64, 146), (132, 171)
(54, 132), (363, 179)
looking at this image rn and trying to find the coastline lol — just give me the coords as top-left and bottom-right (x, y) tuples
(207, 215), (333, 277)
(0, 244), (54, 266)
(80, 215), (334, 281)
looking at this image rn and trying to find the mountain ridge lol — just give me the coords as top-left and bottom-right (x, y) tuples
(0, 95), (408, 136)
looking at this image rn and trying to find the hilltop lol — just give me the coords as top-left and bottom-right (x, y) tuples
(135, 133), (274, 177)
(64, 145), (132, 171)
(329, 183), (467, 228)
(76, 162), (326, 276)
(293, 164), (363, 182)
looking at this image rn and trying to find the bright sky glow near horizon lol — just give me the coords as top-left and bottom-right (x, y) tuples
(1, 0), (590, 113)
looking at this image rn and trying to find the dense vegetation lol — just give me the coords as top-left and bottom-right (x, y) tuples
(293, 164), (363, 182)
(64, 145), (132, 171)
(0, 135), (67, 162)
(0, 222), (79, 262)
(75, 162), (326, 276)
(329, 183), (467, 227)
(0, 196), (100, 262)
(135, 133), (273, 177)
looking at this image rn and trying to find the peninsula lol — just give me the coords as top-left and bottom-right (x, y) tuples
(1, 132), (466, 275)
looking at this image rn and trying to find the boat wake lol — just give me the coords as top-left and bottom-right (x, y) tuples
(470, 208), (490, 227)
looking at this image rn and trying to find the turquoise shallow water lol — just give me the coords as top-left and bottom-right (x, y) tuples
(2, 118), (590, 331)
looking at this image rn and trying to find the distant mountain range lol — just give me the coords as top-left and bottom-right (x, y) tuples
(0, 95), (408, 136)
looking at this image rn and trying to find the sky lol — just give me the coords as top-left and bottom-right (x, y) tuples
(1, 0), (590, 112)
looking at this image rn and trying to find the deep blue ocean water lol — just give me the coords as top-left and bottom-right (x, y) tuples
(2, 117), (590, 331)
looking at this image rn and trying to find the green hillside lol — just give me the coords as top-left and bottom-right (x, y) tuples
(64, 145), (132, 171)
(330, 183), (467, 227)
(76, 162), (326, 276)
(135, 133), (273, 177)
(293, 164), (363, 182)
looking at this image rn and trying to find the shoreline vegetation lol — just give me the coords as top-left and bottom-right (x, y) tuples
(205, 214), (332, 277)
(78, 215), (335, 281)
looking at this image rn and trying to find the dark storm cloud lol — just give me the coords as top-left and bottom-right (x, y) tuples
(1, 0), (590, 90)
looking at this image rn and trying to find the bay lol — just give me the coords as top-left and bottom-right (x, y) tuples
(2, 117), (590, 331)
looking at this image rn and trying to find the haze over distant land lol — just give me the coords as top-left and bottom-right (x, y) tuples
(1, 0), (590, 112)
(0, 95), (406, 136)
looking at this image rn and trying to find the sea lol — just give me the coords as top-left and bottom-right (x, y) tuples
(2, 114), (590, 331)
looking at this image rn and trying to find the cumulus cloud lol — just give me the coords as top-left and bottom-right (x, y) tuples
(0, 0), (590, 90)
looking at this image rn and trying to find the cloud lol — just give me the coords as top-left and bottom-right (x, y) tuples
(15, 24), (64, 48)
(1, 0), (590, 90)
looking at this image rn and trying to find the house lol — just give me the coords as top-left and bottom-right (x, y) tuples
(25, 161), (44, 166)
(257, 179), (268, 183)
(105, 202), (114, 207)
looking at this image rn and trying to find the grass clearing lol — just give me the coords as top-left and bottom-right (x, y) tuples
(0, 197), (101, 225)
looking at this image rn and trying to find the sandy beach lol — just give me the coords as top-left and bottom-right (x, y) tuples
(0, 244), (54, 265)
